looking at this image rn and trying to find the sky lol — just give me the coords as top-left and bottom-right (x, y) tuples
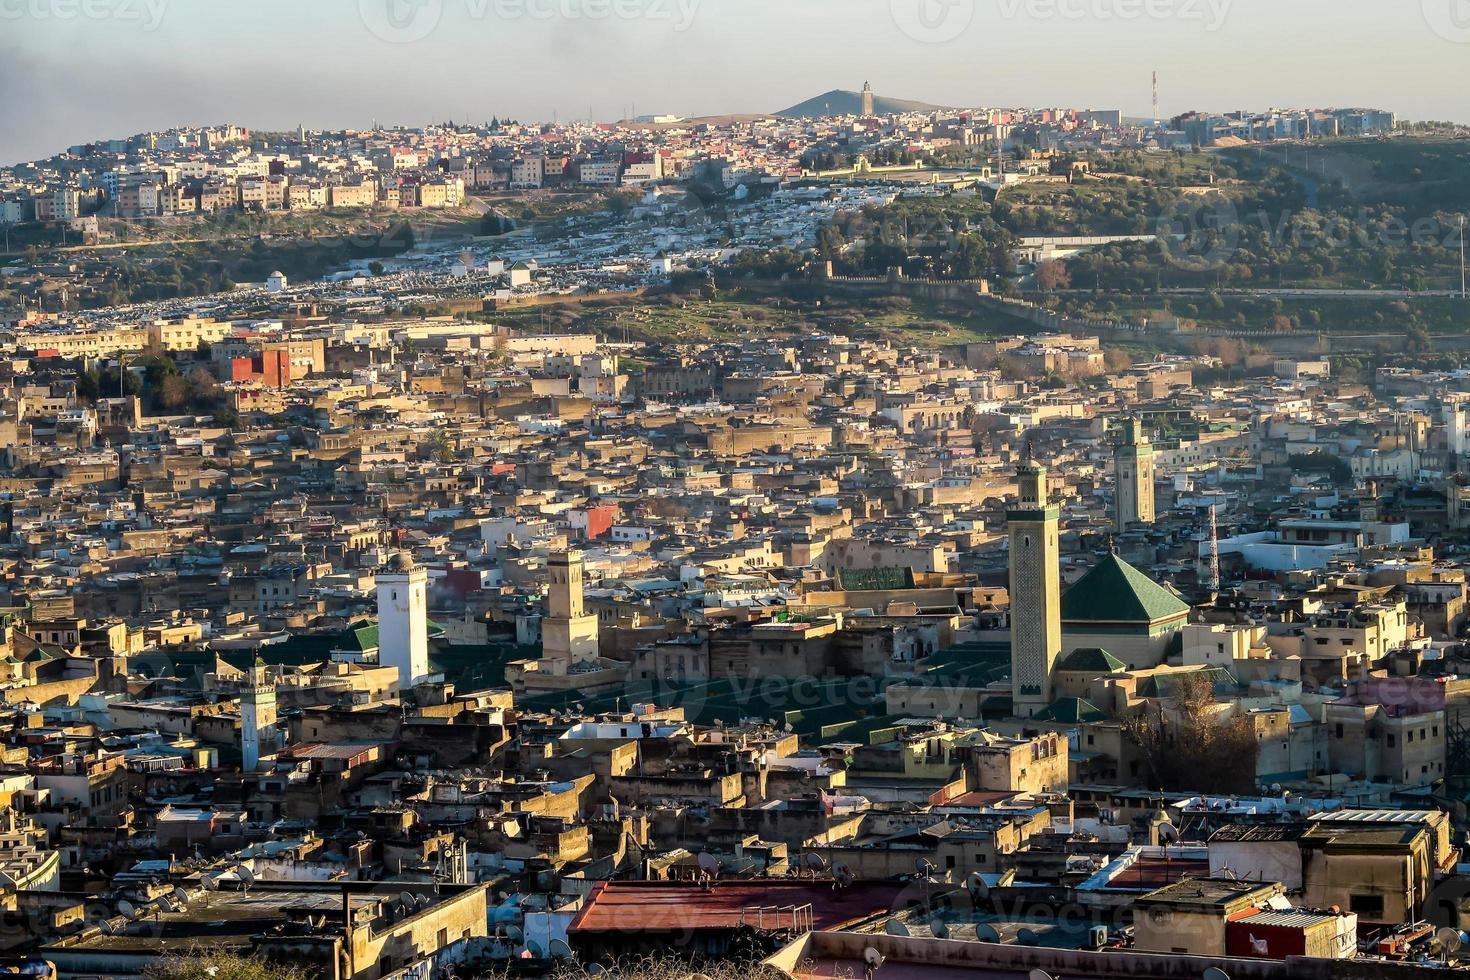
(2, 0), (1467, 165)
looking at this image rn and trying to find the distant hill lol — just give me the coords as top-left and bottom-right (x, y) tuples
(776, 90), (949, 118)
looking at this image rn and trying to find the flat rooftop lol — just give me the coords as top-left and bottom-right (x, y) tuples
(569, 879), (909, 935)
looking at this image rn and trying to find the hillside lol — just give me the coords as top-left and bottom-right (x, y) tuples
(777, 89), (949, 118)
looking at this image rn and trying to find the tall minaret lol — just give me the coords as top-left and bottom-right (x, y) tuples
(1114, 416), (1157, 532)
(861, 81), (875, 118)
(240, 659), (277, 771)
(1009, 461), (1062, 718)
(542, 551), (600, 667)
(378, 551), (429, 692)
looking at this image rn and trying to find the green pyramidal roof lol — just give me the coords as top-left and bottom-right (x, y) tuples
(1033, 696), (1109, 724)
(1057, 647), (1126, 673)
(1062, 553), (1191, 624)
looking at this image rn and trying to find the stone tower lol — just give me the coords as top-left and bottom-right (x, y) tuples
(240, 659), (277, 772)
(378, 551), (430, 692)
(861, 81), (875, 118)
(542, 551), (600, 666)
(1114, 416), (1156, 531)
(1009, 461), (1062, 718)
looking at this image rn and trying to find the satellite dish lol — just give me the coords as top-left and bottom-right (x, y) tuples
(524, 940), (544, 958)
(116, 900), (137, 919)
(967, 872), (989, 897)
(1158, 822), (1179, 844)
(863, 947), (885, 969)
(549, 939), (573, 960)
(1203, 969), (1231, 980)
(398, 892), (416, 910)
(235, 865), (256, 887)
(1018, 928), (1040, 947)
(1439, 928), (1464, 954)
(805, 852), (827, 872)
(200, 876), (218, 892)
(916, 858), (937, 877)
(156, 897), (175, 913)
(930, 918), (950, 939)
(697, 852), (719, 875)
(885, 920), (910, 937)
(172, 887), (190, 906)
(505, 925), (524, 945)
(975, 924), (1002, 943)
(98, 919), (115, 935)
(1029, 971), (1055, 980)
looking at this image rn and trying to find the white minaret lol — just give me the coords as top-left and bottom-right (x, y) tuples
(240, 659), (277, 771)
(378, 551), (430, 692)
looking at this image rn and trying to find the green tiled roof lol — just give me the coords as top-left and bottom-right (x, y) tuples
(1033, 697), (1108, 724)
(1056, 647), (1126, 673)
(1061, 553), (1191, 625)
(1138, 666), (1239, 699)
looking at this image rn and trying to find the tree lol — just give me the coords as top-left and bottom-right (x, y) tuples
(157, 374), (193, 411)
(1035, 260), (1071, 292)
(1121, 671), (1259, 795)
(146, 952), (311, 980)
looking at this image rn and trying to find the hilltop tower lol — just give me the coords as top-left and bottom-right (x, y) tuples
(1009, 461), (1063, 718)
(542, 551), (600, 666)
(861, 81), (875, 118)
(378, 551), (430, 691)
(1114, 416), (1157, 531)
(240, 659), (277, 771)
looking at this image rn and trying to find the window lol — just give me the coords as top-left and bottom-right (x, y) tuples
(1350, 894), (1384, 917)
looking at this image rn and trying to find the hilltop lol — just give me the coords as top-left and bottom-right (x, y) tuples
(776, 89), (950, 118)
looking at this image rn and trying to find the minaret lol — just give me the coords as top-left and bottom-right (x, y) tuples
(1009, 461), (1062, 718)
(861, 81), (875, 118)
(378, 551), (430, 692)
(542, 551), (600, 667)
(240, 659), (277, 771)
(1114, 416), (1157, 531)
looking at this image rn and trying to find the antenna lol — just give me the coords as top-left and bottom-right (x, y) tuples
(1208, 504), (1221, 596)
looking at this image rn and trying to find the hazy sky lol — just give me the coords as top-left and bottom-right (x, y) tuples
(2, 0), (1466, 165)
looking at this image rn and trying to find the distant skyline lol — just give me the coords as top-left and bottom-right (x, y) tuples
(3, 0), (1467, 166)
